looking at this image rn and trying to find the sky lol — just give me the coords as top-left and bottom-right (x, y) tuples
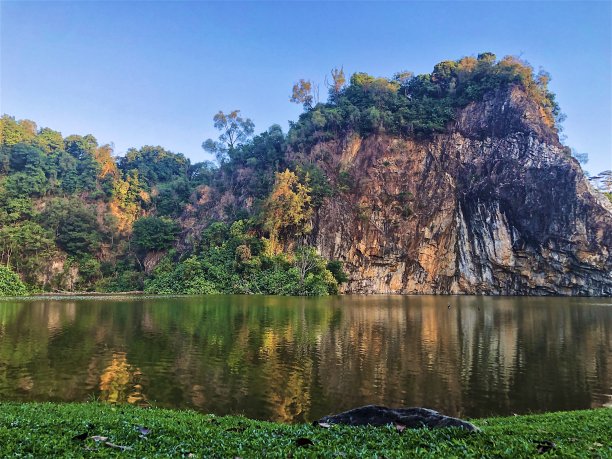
(1, 1), (611, 175)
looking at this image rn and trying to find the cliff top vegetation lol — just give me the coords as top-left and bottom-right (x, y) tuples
(287, 52), (563, 151)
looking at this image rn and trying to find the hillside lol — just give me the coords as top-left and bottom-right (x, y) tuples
(1, 52), (611, 295)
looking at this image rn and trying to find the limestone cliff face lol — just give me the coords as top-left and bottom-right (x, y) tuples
(301, 86), (612, 295)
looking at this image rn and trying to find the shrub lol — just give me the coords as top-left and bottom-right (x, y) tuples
(0, 265), (28, 296)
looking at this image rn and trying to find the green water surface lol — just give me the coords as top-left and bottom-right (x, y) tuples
(0, 295), (610, 422)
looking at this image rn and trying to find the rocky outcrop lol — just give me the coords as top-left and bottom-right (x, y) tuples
(315, 405), (479, 431)
(304, 86), (612, 295)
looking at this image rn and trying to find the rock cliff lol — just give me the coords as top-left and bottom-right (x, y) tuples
(300, 86), (612, 295)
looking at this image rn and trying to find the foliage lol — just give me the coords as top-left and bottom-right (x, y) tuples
(0, 221), (58, 285)
(326, 259), (349, 285)
(0, 265), (28, 296)
(119, 146), (189, 186)
(290, 79), (315, 109)
(263, 169), (313, 254)
(54, 204), (102, 257)
(0, 117), (181, 291)
(145, 256), (219, 294)
(328, 66), (346, 101)
(0, 403), (610, 458)
(0, 114), (265, 293)
(295, 164), (332, 207)
(97, 259), (144, 292)
(132, 217), (180, 253)
(288, 53), (563, 151)
(589, 170), (612, 204)
(202, 110), (255, 164)
(145, 220), (342, 296)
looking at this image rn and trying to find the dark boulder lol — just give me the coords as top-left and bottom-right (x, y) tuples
(315, 405), (479, 432)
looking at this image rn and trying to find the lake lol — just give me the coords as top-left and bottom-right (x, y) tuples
(0, 295), (610, 422)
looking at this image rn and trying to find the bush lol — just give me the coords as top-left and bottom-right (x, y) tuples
(0, 265), (28, 296)
(145, 256), (219, 294)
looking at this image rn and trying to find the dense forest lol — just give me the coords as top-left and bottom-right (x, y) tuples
(1, 52), (610, 295)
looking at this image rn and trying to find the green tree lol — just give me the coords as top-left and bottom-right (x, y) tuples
(0, 221), (57, 285)
(326, 260), (348, 284)
(119, 146), (189, 186)
(55, 205), (101, 257)
(0, 115), (36, 147)
(34, 127), (64, 154)
(0, 265), (28, 296)
(202, 110), (255, 164)
(132, 216), (179, 252)
(64, 134), (98, 160)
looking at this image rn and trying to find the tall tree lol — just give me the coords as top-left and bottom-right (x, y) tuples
(202, 110), (254, 164)
(290, 79), (316, 110)
(328, 67), (346, 101)
(263, 169), (313, 254)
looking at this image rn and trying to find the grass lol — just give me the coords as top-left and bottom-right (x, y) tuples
(0, 403), (610, 458)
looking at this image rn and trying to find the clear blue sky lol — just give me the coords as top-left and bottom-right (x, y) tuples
(1, 1), (610, 174)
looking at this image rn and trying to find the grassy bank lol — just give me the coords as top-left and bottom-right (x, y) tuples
(0, 403), (609, 458)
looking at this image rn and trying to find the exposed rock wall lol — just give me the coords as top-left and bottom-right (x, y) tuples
(307, 87), (612, 295)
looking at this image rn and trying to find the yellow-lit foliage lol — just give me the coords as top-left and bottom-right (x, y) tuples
(263, 169), (313, 255)
(0, 116), (37, 147)
(110, 171), (143, 234)
(497, 56), (556, 127)
(351, 73), (399, 94)
(99, 352), (136, 404)
(94, 144), (120, 179)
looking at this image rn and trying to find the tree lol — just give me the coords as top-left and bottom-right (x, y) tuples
(119, 146), (189, 185)
(0, 221), (57, 284)
(64, 134), (98, 160)
(326, 260), (348, 284)
(263, 169), (313, 254)
(590, 170), (612, 203)
(202, 110), (254, 164)
(34, 127), (64, 154)
(571, 150), (588, 165)
(294, 245), (320, 289)
(291, 79), (316, 110)
(132, 216), (179, 253)
(0, 115), (36, 147)
(327, 67), (346, 101)
(55, 204), (101, 257)
(393, 70), (414, 95)
(94, 144), (120, 179)
(0, 265), (28, 296)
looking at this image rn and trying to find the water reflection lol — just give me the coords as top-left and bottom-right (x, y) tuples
(0, 295), (610, 422)
(98, 352), (148, 406)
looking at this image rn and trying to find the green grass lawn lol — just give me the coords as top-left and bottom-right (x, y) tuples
(0, 403), (609, 458)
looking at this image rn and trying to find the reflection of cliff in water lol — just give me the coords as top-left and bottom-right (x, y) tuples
(0, 296), (609, 422)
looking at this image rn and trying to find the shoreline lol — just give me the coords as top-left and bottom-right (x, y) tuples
(2, 291), (612, 299)
(0, 403), (609, 457)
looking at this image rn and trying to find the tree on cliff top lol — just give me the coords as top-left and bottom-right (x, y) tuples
(202, 110), (255, 164)
(290, 79), (316, 110)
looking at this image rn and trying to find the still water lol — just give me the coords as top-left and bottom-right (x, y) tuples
(0, 295), (610, 422)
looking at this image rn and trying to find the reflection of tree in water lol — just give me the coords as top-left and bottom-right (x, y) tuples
(1, 296), (610, 421)
(99, 352), (148, 406)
